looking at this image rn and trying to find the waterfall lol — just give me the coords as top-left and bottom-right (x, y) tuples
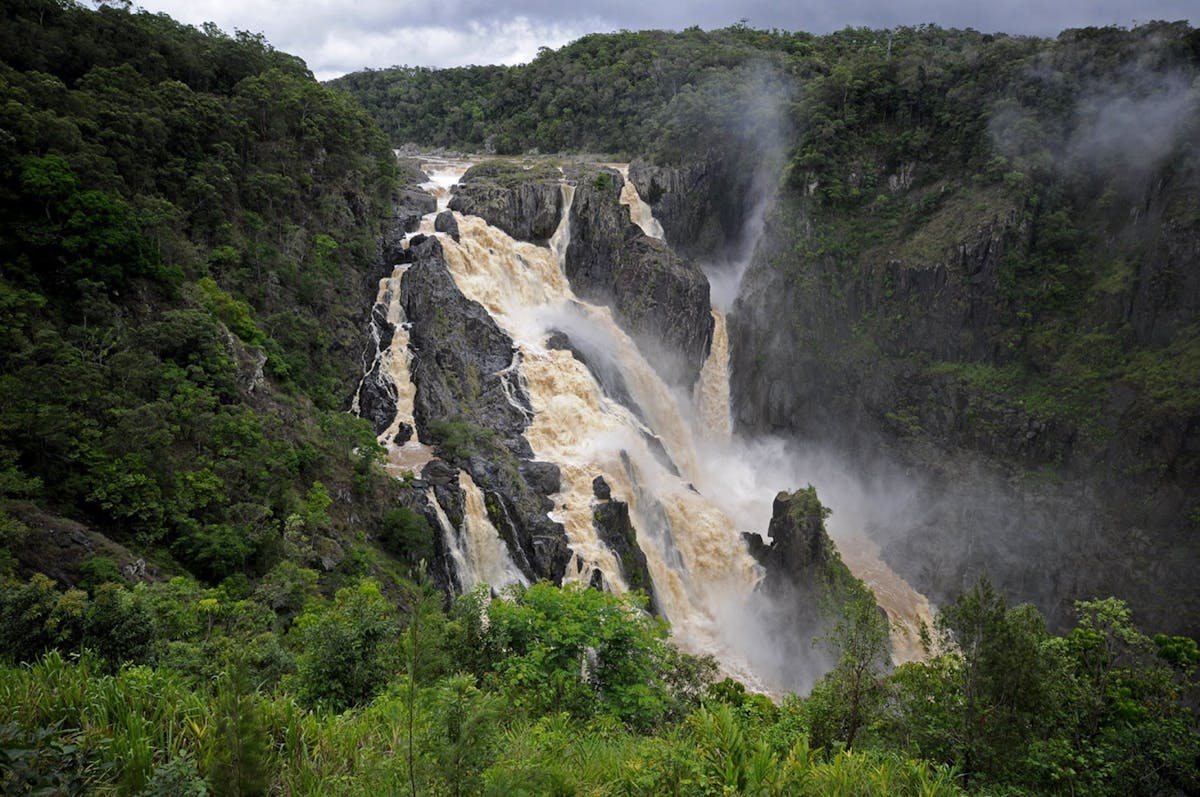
(457, 471), (528, 590)
(693, 309), (733, 444)
(395, 156), (934, 689)
(610, 163), (665, 239)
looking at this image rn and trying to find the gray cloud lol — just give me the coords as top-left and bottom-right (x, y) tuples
(127, 0), (1198, 79)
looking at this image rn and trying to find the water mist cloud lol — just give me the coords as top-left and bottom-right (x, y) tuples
(989, 64), (1200, 181)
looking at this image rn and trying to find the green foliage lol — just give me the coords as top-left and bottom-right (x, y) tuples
(0, 0), (401, 588)
(806, 591), (891, 750)
(331, 27), (798, 156)
(451, 582), (704, 729)
(207, 666), (269, 797)
(136, 753), (208, 797)
(426, 417), (496, 461)
(292, 579), (400, 711)
(380, 506), (435, 565)
(78, 555), (126, 594)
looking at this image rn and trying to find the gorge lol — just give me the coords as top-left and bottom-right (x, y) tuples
(1, 5), (1196, 792)
(356, 156), (933, 690)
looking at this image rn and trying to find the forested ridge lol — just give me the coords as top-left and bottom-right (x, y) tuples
(0, 2), (1197, 794)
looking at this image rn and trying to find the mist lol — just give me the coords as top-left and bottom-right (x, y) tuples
(989, 60), (1200, 185)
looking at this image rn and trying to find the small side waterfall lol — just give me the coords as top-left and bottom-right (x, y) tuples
(458, 471), (527, 590)
(610, 163), (664, 239)
(693, 309), (733, 445)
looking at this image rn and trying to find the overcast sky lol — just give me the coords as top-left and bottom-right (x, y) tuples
(128, 0), (1199, 81)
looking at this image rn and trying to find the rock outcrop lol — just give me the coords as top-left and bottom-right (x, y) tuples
(628, 156), (754, 261)
(565, 165), (714, 388)
(401, 235), (571, 582)
(590, 476), (658, 613)
(434, 210), (460, 242)
(448, 160), (562, 242)
(742, 486), (833, 605)
(382, 187), (436, 265)
(356, 303), (399, 435)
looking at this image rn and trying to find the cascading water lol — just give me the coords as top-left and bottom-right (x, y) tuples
(609, 163), (665, 240)
(693, 309), (734, 445)
(367, 156), (934, 690)
(457, 470), (529, 590)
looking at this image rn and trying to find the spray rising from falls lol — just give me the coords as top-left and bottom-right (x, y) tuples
(377, 158), (933, 689)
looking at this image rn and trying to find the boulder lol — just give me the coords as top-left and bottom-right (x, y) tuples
(434, 210), (460, 242)
(448, 160), (562, 242)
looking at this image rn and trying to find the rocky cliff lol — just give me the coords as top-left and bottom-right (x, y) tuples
(628, 155), (755, 262)
(447, 160), (563, 242)
(400, 235), (571, 583)
(590, 475), (658, 613)
(728, 167), (1200, 637)
(564, 165), (714, 387)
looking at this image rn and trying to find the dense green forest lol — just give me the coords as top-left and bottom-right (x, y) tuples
(0, 0), (413, 587)
(1, 1), (1198, 794)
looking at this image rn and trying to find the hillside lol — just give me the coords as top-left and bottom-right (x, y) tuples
(0, 4), (1196, 795)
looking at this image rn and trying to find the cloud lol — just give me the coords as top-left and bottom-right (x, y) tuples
(308, 17), (604, 79)
(128, 0), (1198, 79)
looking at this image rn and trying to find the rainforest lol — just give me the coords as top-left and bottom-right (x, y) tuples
(0, 1), (1197, 794)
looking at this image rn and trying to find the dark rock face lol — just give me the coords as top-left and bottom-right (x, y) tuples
(565, 166), (714, 388)
(628, 157), (752, 261)
(382, 188), (436, 265)
(357, 303), (399, 435)
(393, 423), (413, 445)
(590, 477), (658, 612)
(401, 236), (571, 583)
(740, 487), (838, 690)
(448, 169), (562, 242)
(591, 475), (611, 501)
(434, 210), (460, 242)
(729, 184), (1200, 638)
(742, 488), (831, 602)
(417, 459), (466, 596)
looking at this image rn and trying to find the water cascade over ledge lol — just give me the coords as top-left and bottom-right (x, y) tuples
(360, 157), (934, 691)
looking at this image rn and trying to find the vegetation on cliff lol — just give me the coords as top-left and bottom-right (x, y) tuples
(0, 0), (421, 593)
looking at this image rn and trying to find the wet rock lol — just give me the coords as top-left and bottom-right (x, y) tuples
(448, 161), (562, 242)
(393, 423), (413, 445)
(742, 487), (830, 583)
(402, 237), (570, 583)
(628, 156), (752, 261)
(592, 492), (658, 613)
(434, 210), (460, 241)
(592, 475), (611, 500)
(564, 165), (713, 388)
(520, 460), (562, 496)
(357, 304), (400, 435)
(382, 188), (436, 264)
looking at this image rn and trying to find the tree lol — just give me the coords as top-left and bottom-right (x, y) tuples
(806, 591), (891, 749)
(931, 576), (1053, 786)
(292, 579), (398, 711)
(461, 582), (693, 729)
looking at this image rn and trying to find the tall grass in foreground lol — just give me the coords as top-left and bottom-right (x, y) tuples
(0, 654), (965, 796)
